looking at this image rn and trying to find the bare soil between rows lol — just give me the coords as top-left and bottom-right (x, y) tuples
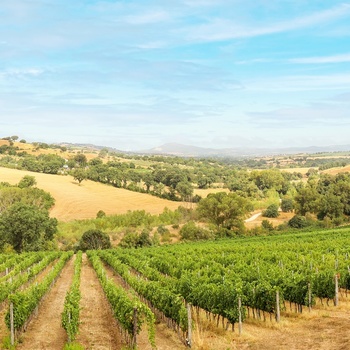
(16, 256), (75, 350)
(75, 254), (122, 350)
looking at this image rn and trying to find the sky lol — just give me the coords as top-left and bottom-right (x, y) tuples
(1, 0), (350, 151)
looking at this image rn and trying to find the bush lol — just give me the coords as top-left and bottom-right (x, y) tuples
(179, 221), (214, 241)
(261, 219), (274, 231)
(119, 229), (153, 248)
(281, 198), (294, 212)
(78, 229), (111, 251)
(96, 210), (106, 219)
(262, 204), (279, 218)
(288, 215), (309, 229)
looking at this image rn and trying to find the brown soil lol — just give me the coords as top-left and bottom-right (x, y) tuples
(75, 254), (122, 350)
(16, 255), (75, 350)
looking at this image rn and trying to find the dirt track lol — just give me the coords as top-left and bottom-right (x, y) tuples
(16, 256), (75, 350)
(75, 254), (122, 350)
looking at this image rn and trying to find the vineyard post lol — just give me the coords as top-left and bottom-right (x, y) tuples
(275, 291), (280, 323)
(132, 307), (138, 349)
(10, 302), (14, 346)
(238, 297), (242, 336)
(6, 267), (9, 276)
(68, 312), (71, 343)
(335, 274), (339, 306)
(308, 283), (312, 312)
(186, 303), (192, 348)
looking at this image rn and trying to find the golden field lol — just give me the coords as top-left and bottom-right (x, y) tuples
(0, 167), (183, 221)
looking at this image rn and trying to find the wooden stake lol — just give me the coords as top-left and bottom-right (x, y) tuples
(132, 308), (138, 349)
(238, 297), (242, 335)
(10, 302), (14, 346)
(335, 274), (339, 306)
(308, 283), (312, 312)
(187, 303), (192, 348)
(276, 291), (280, 323)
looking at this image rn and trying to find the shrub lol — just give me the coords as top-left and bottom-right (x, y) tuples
(281, 198), (294, 212)
(96, 210), (106, 219)
(78, 229), (111, 251)
(262, 204), (279, 218)
(288, 215), (309, 228)
(179, 221), (214, 241)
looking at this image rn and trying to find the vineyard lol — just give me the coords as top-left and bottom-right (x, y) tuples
(1, 227), (350, 349)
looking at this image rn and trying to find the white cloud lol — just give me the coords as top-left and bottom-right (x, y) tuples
(186, 3), (350, 42)
(289, 53), (350, 64)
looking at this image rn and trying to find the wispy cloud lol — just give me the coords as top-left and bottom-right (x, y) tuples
(289, 53), (350, 64)
(186, 3), (350, 42)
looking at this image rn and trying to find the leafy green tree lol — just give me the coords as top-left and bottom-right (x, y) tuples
(73, 153), (87, 167)
(197, 192), (253, 232)
(262, 204), (279, 218)
(71, 168), (88, 185)
(281, 198), (294, 212)
(18, 175), (37, 188)
(0, 203), (57, 252)
(316, 193), (344, 220)
(176, 181), (194, 201)
(78, 229), (111, 251)
(294, 184), (320, 216)
(288, 215), (309, 229)
(0, 186), (55, 213)
(251, 169), (287, 193)
(89, 157), (103, 166)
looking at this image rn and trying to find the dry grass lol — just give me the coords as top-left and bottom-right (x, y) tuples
(245, 211), (294, 229)
(193, 187), (230, 197)
(189, 295), (350, 350)
(0, 167), (183, 221)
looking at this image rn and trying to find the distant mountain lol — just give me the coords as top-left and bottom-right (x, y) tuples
(56, 141), (350, 158)
(142, 143), (350, 158)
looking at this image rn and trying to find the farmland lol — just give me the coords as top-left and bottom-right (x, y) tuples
(0, 167), (183, 222)
(2, 228), (350, 349)
(2, 139), (350, 348)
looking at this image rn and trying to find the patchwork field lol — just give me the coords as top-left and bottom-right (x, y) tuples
(0, 167), (183, 221)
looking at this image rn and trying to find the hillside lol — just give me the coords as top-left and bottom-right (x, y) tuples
(0, 167), (183, 221)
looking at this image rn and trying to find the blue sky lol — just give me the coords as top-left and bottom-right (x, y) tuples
(1, 0), (350, 151)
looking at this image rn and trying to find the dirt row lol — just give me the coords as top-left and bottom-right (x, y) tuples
(3, 254), (350, 350)
(5, 254), (186, 350)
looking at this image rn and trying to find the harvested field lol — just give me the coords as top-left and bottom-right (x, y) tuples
(0, 167), (183, 221)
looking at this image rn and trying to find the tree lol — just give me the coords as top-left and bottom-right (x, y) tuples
(288, 215), (309, 229)
(78, 229), (111, 251)
(316, 193), (344, 220)
(71, 168), (88, 185)
(294, 184), (320, 216)
(73, 153), (87, 167)
(176, 181), (193, 201)
(281, 198), (294, 212)
(0, 203), (57, 252)
(18, 175), (37, 188)
(197, 192), (253, 233)
(262, 204), (279, 218)
(96, 210), (106, 218)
